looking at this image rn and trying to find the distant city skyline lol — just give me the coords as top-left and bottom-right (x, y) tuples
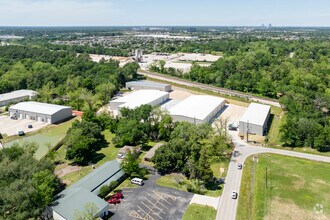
(0, 0), (329, 27)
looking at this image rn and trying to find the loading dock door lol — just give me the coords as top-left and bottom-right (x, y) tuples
(19, 113), (23, 119)
(47, 118), (51, 124)
(25, 115), (30, 120)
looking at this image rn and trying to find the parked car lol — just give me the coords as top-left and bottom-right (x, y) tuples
(112, 192), (124, 199)
(27, 124), (33, 129)
(231, 191), (238, 199)
(17, 130), (25, 136)
(233, 150), (239, 157)
(107, 197), (120, 204)
(10, 115), (18, 120)
(117, 153), (125, 159)
(237, 163), (243, 170)
(131, 177), (144, 186)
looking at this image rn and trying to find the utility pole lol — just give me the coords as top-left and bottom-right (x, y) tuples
(246, 120), (249, 142)
(266, 166), (268, 188)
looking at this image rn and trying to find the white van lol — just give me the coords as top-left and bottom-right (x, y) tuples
(131, 178), (144, 186)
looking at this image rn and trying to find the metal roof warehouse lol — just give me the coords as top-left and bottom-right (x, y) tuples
(239, 103), (271, 136)
(109, 90), (169, 113)
(9, 101), (72, 124)
(52, 160), (125, 220)
(168, 95), (225, 124)
(126, 80), (171, 92)
(0, 89), (37, 107)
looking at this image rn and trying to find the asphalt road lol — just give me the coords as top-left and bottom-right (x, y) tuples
(138, 70), (281, 107)
(216, 131), (330, 220)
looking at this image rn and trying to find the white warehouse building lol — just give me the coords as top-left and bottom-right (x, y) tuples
(168, 95), (225, 124)
(109, 90), (169, 113)
(9, 101), (72, 124)
(126, 80), (172, 92)
(0, 89), (37, 107)
(239, 103), (271, 136)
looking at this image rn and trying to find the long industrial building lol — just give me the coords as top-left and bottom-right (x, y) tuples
(52, 160), (125, 220)
(109, 90), (169, 113)
(126, 80), (172, 92)
(239, 103), (271, 136)
(168, 95), (225, 124)
(9, 101), (72, 124)
(0, 89), (37, 107)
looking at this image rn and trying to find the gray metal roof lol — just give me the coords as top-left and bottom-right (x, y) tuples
(53, 188), (108, 220)
(53, 160), (125, 220)
(0, 89), (37, 102)
(126, 80), (170, 88)
(239, 103), (271, 126)
(9, 101), (71, 116)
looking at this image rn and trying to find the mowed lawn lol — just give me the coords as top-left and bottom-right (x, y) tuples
(237, 154), (330, 220)
(182, 204), (216, 220)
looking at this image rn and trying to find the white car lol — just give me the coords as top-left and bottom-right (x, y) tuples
(237, 163), (243, 170)
(131, 177), (144, 186)
(231, 190), (238, 199)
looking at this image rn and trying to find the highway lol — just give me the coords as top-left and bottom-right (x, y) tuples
(216, 131), (330, 220)
(138, 70), (281, 107)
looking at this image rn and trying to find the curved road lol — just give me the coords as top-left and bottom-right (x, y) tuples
(216, 131), (330, 220)
(138, 70), (281, 107)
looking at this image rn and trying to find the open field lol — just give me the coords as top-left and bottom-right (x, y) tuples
(237, 154), (330, 220)
(182, 204), (216, 220)
(3, 118), (76, 159)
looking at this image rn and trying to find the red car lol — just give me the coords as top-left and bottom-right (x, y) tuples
(107, 197), (120, 204)
(112, 192), (123, 199)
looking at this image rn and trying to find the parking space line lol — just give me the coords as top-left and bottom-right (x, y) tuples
(141, 201), (163, 219)
(145, 198), (166, 214)
(129, 210), (144, 220)
(147, 193), (169, 210)
(137, 205), (155, 220)
(153, 191), (172, 205)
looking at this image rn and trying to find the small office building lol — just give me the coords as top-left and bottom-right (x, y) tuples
(9, 101), (72, 124)
(52, 160), (125, 220)
(126, 80), (171, 92)
(239, 103), (271, 136)
(168, 95), (225, 124)
(0, 89), (37, 107)
(109, 90), (169, 112)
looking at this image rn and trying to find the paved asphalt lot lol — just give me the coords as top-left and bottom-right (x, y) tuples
(108, 174), (193, 220)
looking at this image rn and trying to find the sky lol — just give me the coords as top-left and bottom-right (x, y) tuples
(0, 0), (329, 26)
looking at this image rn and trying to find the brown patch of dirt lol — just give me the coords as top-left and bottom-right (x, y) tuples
(55, 164), (82, 178)
(265, 197), (329, 220)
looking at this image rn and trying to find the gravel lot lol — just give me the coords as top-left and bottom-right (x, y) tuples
(0, 116), (48, 136)
(108, 174), (193, 220)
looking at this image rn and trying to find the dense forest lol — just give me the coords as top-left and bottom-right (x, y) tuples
(0, 45), (140, 111)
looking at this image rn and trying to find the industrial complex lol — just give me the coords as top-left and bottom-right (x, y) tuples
(239, 103), (271, 136)
(0, 89), (37, 107)
(126, 80), (171, 92)
(109, 90), (169, 113)
(52, 160), (125, 220)
(9, 101), (72, 124)
(168, 95), (225, 124)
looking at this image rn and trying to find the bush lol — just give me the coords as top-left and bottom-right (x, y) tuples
(186, 179), (206, 194)
(99, 185), (109, 198)
(109, 181), (118, 191)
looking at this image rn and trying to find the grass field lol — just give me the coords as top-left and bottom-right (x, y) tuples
(182, 204), (216, 220)
(4, 118), (76, 159)
(237, 154), (330, 220)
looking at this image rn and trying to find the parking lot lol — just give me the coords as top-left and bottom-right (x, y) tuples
(108, 175), (193, 220)
(0, 116), (48, 136)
